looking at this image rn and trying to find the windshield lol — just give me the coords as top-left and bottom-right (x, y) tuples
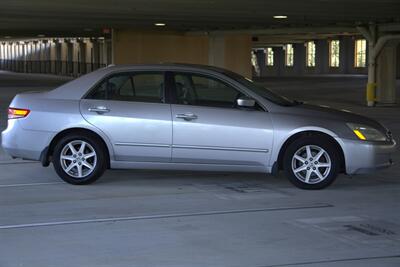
(224, 71), (297, 106)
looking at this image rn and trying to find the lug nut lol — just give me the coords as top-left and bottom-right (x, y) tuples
(314, 161), (318, 165)
(313, 167), (316, 170)
(73, 160), (76, 163)
(307, 167), (310, 170)
(305, 161), (308, 164)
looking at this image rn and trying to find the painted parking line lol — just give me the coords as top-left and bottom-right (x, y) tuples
(0, 203), (333, 230)
(0, 182), (63, 188)
(261, 254), (400, 267)
(0, 160), (37, 165)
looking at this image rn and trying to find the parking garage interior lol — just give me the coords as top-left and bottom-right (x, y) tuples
(1, 1), (400, 266)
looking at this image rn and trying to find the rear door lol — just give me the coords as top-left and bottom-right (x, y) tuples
(170, 72), (273, 167)
(80, 71), (172, 162)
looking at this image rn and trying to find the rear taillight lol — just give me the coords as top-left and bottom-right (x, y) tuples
(8, 108), (30, 119)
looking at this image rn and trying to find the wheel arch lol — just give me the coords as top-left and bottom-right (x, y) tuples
(42, 127), (111, 168)
(276, 130), (346, 173)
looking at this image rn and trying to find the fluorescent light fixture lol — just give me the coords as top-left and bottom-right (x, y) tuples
(37, 34), (45, 37)
(155, 23), (166, 26)
(4, 36), (11, 39)
(273, 15), (288, 19)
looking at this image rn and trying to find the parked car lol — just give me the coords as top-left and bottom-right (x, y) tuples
(2, 64), (396, 189)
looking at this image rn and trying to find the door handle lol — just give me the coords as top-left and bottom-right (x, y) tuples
(88, 106), (111, 114)
(176, 113), (198, 121)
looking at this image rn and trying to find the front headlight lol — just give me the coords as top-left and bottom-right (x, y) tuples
(347, 123), (387, 141)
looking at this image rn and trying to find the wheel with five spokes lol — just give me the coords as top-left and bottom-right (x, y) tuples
(283, 135), (340, 189)
(53, 134), (107, 185)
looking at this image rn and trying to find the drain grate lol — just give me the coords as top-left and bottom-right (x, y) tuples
(223, 183), (271, 193)
(189, 181), (292, 200)
(295, 216), (400, 245)
(344, 223), (396, 237)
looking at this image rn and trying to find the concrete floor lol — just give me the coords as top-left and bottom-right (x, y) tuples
(0, 71), (399, 267)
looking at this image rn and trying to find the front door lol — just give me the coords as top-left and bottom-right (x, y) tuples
(170, 72), (273, 167)
(80, 71), (172, 162)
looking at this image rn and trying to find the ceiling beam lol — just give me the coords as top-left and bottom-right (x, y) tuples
(190, 26), (359, 36)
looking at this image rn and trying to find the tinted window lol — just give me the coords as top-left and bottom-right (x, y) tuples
(87, 72), (165, 103)
(173, 73), (242, 108)
(222, 71), (296, 106)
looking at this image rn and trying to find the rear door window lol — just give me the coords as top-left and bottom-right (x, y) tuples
(87, 72), (165, 103)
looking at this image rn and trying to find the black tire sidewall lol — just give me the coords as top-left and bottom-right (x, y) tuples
(53, 134), (106, 185)
(283, 136), (340, 189)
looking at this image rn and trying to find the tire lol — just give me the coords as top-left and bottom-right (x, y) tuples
(283, 135), (341, 189)
(53, 133), (107, 185)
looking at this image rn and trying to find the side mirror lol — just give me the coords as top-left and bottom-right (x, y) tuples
(237, 96), (256, 108)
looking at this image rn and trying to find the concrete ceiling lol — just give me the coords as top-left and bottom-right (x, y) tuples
(1, 0), (400, 37)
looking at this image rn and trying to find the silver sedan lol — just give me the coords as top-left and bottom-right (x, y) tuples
(1, 64), (396, 189)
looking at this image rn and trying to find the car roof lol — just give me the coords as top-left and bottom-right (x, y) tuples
(103, 63), (232, 74)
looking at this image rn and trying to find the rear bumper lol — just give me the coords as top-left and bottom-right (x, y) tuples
(340, 138), (397, 175)
(1, 119), (54, 161)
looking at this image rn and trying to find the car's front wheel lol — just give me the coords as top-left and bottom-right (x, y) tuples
(53, 134), (107, 185)
(283, 135), (341, 189)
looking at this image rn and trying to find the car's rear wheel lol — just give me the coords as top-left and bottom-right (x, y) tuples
(283, 135), (340, 189)
(53, 134), (107, 185)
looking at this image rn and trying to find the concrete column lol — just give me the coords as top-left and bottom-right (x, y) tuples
(6, 43), (11, 70)
(33, 41), (39, 72)
(54, 40), (62, 74)
(0, 43), (4, 70)
(376, 40), (398, 104)
(49, 40), (56, 74)
(295, 43), (306, 75)
(25, 42), (31, 72)
(275, 46), (284, 76)
(65, 40), (75, 75)
(254, 49), (266, 76)
(317, 40), (328, 74)
(11, 42), (16, 71)
(72, 41), (80, 76)
(77, 40), (86, 74)
(208, 35), (225, 68)
(40, 41), (49, 73)
(60, 40), (69, 75)
(12, 43), (17, 71)
(22, 42), (27, 72)
(397, 44), (400, 79)
(99, 40), (106, 66)
(17, 42), (21, 72)
(8, 43), (12, 69)
(16, 43), (21, 69)
(85, 40), (93, 73)
(106, 39), (112, 65)
(92, 39), (100, 70)
(99, 39), (109, 66)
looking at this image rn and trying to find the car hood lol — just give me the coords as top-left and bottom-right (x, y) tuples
(286, 103), (387, 132)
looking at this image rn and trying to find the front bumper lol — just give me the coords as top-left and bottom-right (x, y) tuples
(339, 137), (397, 175)
(1, 119), (54, 161)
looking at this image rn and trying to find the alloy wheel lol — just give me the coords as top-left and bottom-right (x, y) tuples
(291, 145), (331, 184)
(60, 140), (97, 179)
